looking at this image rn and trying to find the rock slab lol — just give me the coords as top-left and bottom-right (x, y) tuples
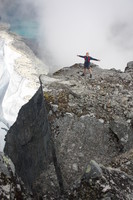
(4, 87), (52, 189)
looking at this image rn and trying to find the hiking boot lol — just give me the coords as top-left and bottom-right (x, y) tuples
(81, 73), (85, 76)
(90, 74), (92, 78)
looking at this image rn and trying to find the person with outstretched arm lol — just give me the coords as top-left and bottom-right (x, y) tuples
(77, 52), (100, 78)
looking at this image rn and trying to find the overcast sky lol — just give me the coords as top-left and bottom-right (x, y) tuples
(0, 0), (133, 71)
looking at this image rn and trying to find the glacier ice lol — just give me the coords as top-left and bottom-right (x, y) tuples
(0, 31), (48, 151)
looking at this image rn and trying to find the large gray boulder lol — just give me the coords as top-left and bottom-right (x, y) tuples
(53, 114), (118, 186)
(4, 87), (52, 189)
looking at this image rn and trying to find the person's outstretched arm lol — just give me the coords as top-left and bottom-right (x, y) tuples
(90, 57), (100, 61)
(77, 55), (85, 58)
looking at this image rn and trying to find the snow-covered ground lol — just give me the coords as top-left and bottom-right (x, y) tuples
(0, 28), (49, 151)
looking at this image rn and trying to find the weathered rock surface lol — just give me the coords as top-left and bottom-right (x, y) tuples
(111, 148), (133, 177)
(110, 119), (133, 151)
(40, 63), (133, 198)
(4, 87), (52, 190)
(125, 61), (133, 73)
(67, 160), (133, 200)
(43, 64), (133, 123)
(51, 114), (118, 187)
(0, 152), (32, 199)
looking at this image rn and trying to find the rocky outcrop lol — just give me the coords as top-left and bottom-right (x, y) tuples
(2, 28), (133, 198)
(40, 63), (133, 198)
(3, 62), (133, 199)
(125, 61), (133, 74)
(4, 87), (52, 190)
(44, 64), (133, 123)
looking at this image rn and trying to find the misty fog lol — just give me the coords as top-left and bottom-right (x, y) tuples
(0, 0), (133, 72)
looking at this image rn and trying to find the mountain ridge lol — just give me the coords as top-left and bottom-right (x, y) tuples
(0, 23), (133, 199)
